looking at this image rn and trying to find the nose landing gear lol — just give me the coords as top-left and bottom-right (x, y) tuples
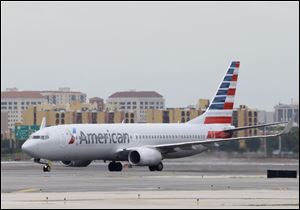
(34, 159), (52, 172)
(43, 164), (51, 172)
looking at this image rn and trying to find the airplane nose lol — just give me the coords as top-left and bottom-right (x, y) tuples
(22, 140), (36, 157)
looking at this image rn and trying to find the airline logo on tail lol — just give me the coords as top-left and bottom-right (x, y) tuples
(204, 61), (240, 124)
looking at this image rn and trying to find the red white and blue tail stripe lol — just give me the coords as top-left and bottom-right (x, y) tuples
(188, 61), (240, 124)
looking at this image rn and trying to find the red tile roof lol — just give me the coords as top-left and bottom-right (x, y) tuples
(109, 91), (163, 98)
(1, 91), (44, 99)
(89, 97), (104, 101)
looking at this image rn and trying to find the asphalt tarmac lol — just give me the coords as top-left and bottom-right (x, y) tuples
(1, 157), (299, 208)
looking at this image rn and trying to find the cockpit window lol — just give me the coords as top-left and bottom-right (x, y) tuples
(32, 135), (49, 140)
(32, 135), (41, 139)
(41, 135), (50, 140)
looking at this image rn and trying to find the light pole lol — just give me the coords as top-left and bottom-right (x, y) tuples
(278, 135), (282, 157)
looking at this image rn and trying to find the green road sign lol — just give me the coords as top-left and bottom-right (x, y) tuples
(15, 125), (40, 141)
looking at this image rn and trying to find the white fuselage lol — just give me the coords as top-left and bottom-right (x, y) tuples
(22, 123), (232, 161)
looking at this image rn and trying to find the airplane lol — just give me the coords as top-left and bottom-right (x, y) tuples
(21, 61), (293, 172)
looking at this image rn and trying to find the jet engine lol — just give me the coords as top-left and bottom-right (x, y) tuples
(128, 148), (162, 166)
(61, 160), (92, 167)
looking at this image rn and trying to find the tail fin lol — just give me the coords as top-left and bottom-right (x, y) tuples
(40, 117), (46, 129)
(188, 61), (240, 124)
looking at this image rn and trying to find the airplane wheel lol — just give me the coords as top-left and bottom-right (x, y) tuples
(149, 166), (156, 171)
(108, 162), (115, 171)
(156, 162), (163, 171)
(115, 162), (123, 172)
(108, 162), (123, 172)
(43, 164), (51, 172)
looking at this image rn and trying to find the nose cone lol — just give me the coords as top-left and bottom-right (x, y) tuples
(22, 140), (36, 157)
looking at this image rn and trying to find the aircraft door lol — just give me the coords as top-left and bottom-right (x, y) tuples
(59, 127), (69, 147)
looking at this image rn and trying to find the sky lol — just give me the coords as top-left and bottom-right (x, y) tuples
(1, 1), (299, 111)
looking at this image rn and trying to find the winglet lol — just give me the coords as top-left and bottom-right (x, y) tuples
(40, 117), (46, 130)
(281, 117), (294, 134)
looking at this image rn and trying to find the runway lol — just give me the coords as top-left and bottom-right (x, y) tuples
(1, 157), (299, 208)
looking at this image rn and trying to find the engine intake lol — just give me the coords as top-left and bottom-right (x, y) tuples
(128, 148), (162, 166)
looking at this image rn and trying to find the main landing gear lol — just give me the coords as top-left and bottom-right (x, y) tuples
(148, 162), (163, 172)
(108, 162), (123, 172)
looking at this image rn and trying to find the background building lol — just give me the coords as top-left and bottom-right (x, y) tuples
(22, 102), (125, 126)
(89, 97), (104, 111)
(197, 99), (210, 111)
(146, 108), (201, 123)
(1, 111), (9, 139)
(1, 87), (87, 129)
(257, 110), (274, 124)
(40, 87), (87, 105)
(274, 103), (299, 125)
(106, 91), (165, 123)
(232, 105), (258, 149)
(1, 90), (47, 129)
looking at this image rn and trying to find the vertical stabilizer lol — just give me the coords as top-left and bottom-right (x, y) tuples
(188, 61), (240, 124)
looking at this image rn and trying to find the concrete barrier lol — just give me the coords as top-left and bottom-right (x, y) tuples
(267, 170), (297, 178)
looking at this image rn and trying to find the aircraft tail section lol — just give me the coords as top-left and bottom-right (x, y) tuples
(188, 61), (240, 124)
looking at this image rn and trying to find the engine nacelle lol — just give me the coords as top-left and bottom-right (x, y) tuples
(128, 148), (162, 166)
(61, 160), (92, 167)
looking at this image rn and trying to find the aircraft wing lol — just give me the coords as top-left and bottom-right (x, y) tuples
(224, 121), (288, 132)
(119, 119), (293, 154)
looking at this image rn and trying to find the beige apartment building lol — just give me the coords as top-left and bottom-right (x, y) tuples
(146, 108), (202, 123)
(232, 105), (258, 149)
(22, 102), (126, 126)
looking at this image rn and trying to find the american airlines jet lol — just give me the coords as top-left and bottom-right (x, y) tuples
(22, 61), (292, 172)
